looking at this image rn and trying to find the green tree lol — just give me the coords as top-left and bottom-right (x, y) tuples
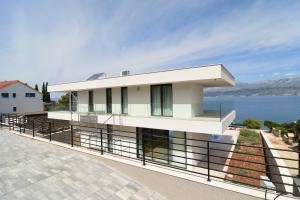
(42, 82), (46, 102)
(243, 118), (262, 129)
(34, 84), (39, 92)
(45, 82), (51, 103)
(58, 93), (69, 105)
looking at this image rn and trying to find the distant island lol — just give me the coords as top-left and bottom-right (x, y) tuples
(205, 77), (300, 97)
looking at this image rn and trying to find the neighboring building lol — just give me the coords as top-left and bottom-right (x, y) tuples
(0, 80), (43, 114)
(48, 64), (236, 171)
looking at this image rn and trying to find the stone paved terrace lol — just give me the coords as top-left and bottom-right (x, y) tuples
(0, 128), (262, 200)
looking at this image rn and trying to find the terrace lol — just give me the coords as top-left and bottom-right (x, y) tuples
(1, 113), (300, 199)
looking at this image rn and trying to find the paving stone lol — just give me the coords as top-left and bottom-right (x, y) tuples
(0, 128), (166, 200)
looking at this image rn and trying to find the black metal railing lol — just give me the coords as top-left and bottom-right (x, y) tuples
(0, 113), (299, 198)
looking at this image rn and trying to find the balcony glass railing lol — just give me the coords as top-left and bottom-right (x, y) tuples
(47, 101), (235, 121)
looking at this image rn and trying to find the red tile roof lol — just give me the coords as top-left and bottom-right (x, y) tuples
(0, 80), (19, 89)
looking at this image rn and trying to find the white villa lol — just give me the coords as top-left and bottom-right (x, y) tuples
(48, 64), (236, 170)
(0, 80), (43, 114)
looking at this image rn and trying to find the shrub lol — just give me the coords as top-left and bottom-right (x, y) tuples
(243, 118), (262, 129)
(264, 120), (279, 129)
(239, 129), (261, 145)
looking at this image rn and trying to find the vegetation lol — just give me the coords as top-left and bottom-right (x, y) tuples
(42, 82), (51, 103)
(243, 118), (262, 129)
(264, 119), (300, 139)
(238, 129), (261, 145)
(58, 93), (69, 106)
(34, 84), (39, 92)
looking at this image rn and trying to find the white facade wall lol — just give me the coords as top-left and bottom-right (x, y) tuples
(128, 85), (151, 116)
(94, 88), (106, 113)
(75, 83), (204, 118)
(0, 82), (43, 113)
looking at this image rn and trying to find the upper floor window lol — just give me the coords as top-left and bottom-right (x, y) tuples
(106, 88), (112, 114)
(121, 87), (128, 114)
(1, 93), (9, 98)
(151, 84), (173, 117)
(13, 107), (17, 112)
(88, 90), (94, 112)
(12, 93), (16, 98)
(25, 93), (35, 97)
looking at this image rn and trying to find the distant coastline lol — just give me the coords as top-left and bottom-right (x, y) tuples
(205, 77), (300, 97)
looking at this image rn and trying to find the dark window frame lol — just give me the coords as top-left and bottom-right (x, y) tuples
(150, 84), (173, 117)
(106, 88), (112, 114)
(13, 107), (17, 112)
(12, 93), (16, 98)
(1, 93), (9, 98)
(121, 87), (128, 114)
(88, 90), (94, 112)
(25, 93), (35, 98)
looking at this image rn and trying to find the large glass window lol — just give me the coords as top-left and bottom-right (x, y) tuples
(88, 90), (94, 112)
(121, 87), (128, 114)
(106, 88), (112, 113)
(138, 128), (186, 168)
(151, 84), (173, 116)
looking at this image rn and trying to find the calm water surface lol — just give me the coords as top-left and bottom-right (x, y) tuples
(205, 95), (300, 123)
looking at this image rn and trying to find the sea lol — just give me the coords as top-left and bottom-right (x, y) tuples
(205, 95), (300, 123)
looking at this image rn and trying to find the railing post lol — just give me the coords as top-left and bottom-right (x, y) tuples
(207, 141), (211, 182)
(71, 125), (73, 147)
(49, 122), (52, 141)
(100, 128), (103, 155)
(32, 120), (35, 137)
(142, 135), (146, 166)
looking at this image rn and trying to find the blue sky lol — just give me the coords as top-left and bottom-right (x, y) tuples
(0, 0), (300, 86)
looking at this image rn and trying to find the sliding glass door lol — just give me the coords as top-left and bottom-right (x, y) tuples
(151, 84), (173, 116)
(138, 128), (186, 168)
(106, 88), (112, 113)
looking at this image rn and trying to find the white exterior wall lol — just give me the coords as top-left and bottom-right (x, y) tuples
(173, 83), (203, 118)
(128, 85), (150, 116)
(94, 88), (106, 113)
(78, 91), (88, 112)
(112, 88), (121, 114)
(74, 83), (203, 118)
(0, 82), (43, 113)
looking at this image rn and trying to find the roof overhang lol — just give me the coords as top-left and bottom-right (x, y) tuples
(48, 64), (235, 92)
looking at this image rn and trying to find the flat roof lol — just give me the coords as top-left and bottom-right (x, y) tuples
(48, 64), (235, 92)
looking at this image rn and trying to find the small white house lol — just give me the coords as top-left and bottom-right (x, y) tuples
(0, 80), (43, 114)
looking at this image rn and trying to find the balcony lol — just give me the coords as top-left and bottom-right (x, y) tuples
(47, 102), (235, 134)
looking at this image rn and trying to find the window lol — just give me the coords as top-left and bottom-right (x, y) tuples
(151, 84), (173, 117)
(106, 88), (112, 113)
(12, 93), (16, 98)
(13, 107), (17, 112)
(25, 93), (35, 97)
(71, 92), (78, 112)
(1, 93), (9, 98)
(88, 90), (94, 112)
(121, 87), (128, 114)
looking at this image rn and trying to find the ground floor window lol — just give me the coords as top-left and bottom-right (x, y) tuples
(137, 128), (186, 168)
